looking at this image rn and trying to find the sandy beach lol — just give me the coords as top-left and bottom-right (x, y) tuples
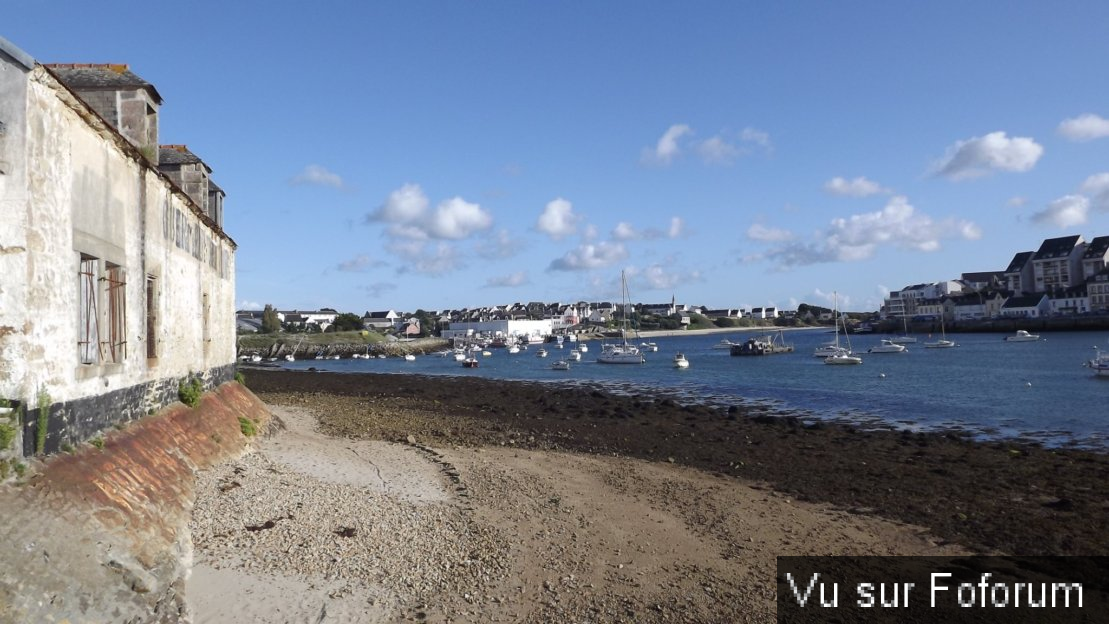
(185, 369), (1109, 622)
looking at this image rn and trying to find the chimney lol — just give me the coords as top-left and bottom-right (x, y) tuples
(45, 63), (162, 164)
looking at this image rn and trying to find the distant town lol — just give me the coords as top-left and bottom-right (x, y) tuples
(238, 233), (1109, 338)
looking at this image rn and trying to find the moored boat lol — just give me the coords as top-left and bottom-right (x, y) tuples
(1005, 330), (1041, 342)
(867, 339), (907, 354)
(462, 357), (479, 368)
(550, 359), (571, 371)
(1085, 346), (1109, 377)
(673, 353), (690, 368)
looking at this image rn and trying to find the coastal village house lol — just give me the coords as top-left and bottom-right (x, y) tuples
(882, 233), (1109, 322)
(0, 38), (236, 457)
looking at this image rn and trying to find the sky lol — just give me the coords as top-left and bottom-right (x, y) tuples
(8, 1), (1109, 313)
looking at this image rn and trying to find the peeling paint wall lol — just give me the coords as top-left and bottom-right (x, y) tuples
(0, 54), (236, 457)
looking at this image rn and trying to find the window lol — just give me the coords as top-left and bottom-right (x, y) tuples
(104, 263), (126, 363)
(79, 255), (99, 364)
(146, 275), (158, 359)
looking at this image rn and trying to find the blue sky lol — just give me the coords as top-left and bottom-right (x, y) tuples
(8, 1), (1109, 313)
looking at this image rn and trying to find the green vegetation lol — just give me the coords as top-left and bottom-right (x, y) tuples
(35, 387), (50, 455)
(685, 313), (715, 331)
(61, 442), (74, 454)
(0, 423), (15, 450)
(238, 330), (385, 350)
(12, 461), (26, 478)
(178, 377), (203, 408)
(238, 416), (257, 437)
(261, 304), (281, 333)
(234, 371), (246, 386)
(329, 312), (365, 332)
(91, 436), (105, 450)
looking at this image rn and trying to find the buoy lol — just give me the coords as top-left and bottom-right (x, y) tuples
(1025, 382), (1032, 387)
(879, 373), (886, 378)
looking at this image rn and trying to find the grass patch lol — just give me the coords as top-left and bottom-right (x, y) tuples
(234, 371), (246, 386)
(238, 416), (257, 437)
(237, 330), (385, 350)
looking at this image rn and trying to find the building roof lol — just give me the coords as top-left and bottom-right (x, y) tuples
(44, 63), (163, 103)
(159, 144), (206, 166)
(1005, 251), (1034, 273)
(1082, 235), (1109, 259)
(1033, 235), (1082, 261)
(1002, 294), (1046, 308)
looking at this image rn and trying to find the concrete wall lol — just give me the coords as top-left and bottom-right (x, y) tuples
(0, 58), (236, 458)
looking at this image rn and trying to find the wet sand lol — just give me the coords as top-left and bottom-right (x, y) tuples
(244, 368), (1109, 557)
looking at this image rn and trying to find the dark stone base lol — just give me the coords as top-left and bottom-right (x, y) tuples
(21, 363), (236, 457)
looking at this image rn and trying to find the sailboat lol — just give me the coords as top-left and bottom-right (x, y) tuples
(825, 292), (862, 365)
(890, 313), (917, 344)
(923, 316), (956, 348)
(597, 271), (646, 364)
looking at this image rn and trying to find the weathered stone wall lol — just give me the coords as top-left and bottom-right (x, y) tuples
(0, 382), (271, 624)
(0, 51), (237, 459)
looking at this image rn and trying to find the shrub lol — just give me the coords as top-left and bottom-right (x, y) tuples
(238, 416), (257, 437)
(179, 377), (203, 408)
(234, 371), (246, 386)
(91, 436), (105, 450)
(12, 461), (26, 478)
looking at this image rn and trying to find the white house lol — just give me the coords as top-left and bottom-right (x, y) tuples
(362, 310), (399, 330)
(1000, 294), (1050, 318)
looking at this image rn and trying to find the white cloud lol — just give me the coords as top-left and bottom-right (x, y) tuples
(393, 241), (463, 276)
(548, 241), (629, 271)
(667, 217), (685, 238)
(613, 222), (638, 241)
(536, 198), (580, 239)
(582, 224), (599, 240)
(824, 176), (888, 197)
(632, 264), (702, 291)
(1031, 195), (1090, 229)
(933, 131), (1043, 180)
(425, 197), (493, 240)
(754, 196), (981, 268)
(740, 127), (772, 149)
(1080, 172), (1109, 211)
(337, 254), (385, 272)
(696, 136), (740, 165)
(1058, 114), (1109, 142)
(1007, 196), (1029, 208)
(485, 271), (528, 288)
(291, 164), (343, 188)
(475, 229), (524, 259)
(368, 183), (428, 224)
(641, 124), (691, 166)
(238, 300), (263, 311)
(747, 223), (794, 242)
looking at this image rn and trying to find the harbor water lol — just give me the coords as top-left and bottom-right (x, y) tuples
(281, 329), (1109, 450)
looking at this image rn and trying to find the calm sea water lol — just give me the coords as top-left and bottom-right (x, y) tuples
(281, 329), (1109, 450)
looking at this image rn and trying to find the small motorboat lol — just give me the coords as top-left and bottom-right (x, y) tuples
(1005, 330), (1041, 342)
(673, 353), (690, 369)
(550, 360), (571, 371)
(639, 342), (659, 352)
(404, 354), (416, 361)
(567, 349), (582, 362)
(867, 339), (907, 354)
(1085, 346), (1109, 377)
(462, 357), (479, 368)
(536, 348), (548, 358)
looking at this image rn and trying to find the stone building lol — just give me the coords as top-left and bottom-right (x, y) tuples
(0, 37), (236, 457)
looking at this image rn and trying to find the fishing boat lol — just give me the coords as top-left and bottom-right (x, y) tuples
(1085, 346), (1109, 377)
(731, 330), (794, 356)
(598, 271), (646, 364)
(825, 293), (862, 365)
(673, 353), (690, 369)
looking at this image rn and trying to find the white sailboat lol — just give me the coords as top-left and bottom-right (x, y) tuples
(825, 292), (862, 365)
(923, 316), (956, 348)
(891, 313), (917, 344)
(598, 271), (645, 364)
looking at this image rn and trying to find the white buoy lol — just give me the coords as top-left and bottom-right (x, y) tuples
(879, 373), (886, 378)
(1025, 382), (1032, 387)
